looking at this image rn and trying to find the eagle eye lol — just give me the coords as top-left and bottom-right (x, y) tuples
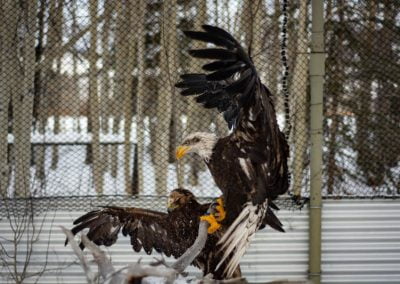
(192, 137), (200, 143)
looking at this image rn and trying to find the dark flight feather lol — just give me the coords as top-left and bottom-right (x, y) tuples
(202, 60), (239, 71)
(188, 49), (237, 60)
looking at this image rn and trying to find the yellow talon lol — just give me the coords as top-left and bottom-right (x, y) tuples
(200, 214), (221, 234)
(215, 198), (226, 222)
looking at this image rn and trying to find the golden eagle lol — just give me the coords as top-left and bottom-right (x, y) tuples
(65, 188), (283, 279)
(175, 25), (289, 276)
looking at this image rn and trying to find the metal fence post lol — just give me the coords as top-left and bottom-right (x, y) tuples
(309, 0), (325, 283)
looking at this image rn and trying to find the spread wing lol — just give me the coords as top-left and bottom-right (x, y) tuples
(65, 206), (199, 258)
(176, 25), (273, 132)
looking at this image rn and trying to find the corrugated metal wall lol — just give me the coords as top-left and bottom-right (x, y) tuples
(322, 200), (400, 284)
(1, 199), (399, 283)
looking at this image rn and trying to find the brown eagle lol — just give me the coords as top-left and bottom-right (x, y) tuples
(65, 188), (283, 279)
(175, 25), (290, 276)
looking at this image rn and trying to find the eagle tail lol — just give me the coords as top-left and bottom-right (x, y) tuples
(216, 201), (268, 278)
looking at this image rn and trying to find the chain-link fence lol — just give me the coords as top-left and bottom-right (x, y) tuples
(0, 0), (399, 212)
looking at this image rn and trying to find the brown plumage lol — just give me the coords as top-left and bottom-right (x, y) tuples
(66, 188), (255, 279)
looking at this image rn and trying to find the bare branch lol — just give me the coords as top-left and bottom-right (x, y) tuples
(80, 235), (124, 284)
(60, 226), (96, 284)
(36, 12), (106, 71)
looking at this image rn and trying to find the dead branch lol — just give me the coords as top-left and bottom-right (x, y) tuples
(60, 226), (96, 284)
(80, 234), (124, 284)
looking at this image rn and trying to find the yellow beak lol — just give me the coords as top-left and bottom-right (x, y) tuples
(175, 145), (190, 160)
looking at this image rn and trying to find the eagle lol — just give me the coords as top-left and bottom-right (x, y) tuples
(65, 188), (284, 279)
(175, 25), (290, 276)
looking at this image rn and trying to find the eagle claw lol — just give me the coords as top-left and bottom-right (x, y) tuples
(214, 198), (226, 222)
(200, 198), (226, 234)
(200, 214), (221, 234)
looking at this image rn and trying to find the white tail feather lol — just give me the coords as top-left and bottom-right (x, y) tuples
(216, 201), (268, 278)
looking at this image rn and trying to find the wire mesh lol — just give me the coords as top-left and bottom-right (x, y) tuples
(0, 0), (398, 213)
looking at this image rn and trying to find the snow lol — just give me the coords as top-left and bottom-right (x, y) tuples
(5, 115), (399, 198)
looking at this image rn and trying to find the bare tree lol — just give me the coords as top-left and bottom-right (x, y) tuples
(0, 198), (54, 284)
(0, 0), (18, 195)
(185, 0), (210, 187)
(13, 0), (38, 197)
(290, 0), (309, 197)
(33, 0), (47, 187)
(135, 0), (147, 193)
(89, 0), (103, 194)
(111, 1), (129, 181)
(50, 0), (64, 171)
(100, 0), (114, 176)
(154, 0), (178, 194)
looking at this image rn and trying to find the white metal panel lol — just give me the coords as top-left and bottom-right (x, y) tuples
(322, 200), (400, 284)
(1, 199), (399, 283)
(0, 203), (309, 284)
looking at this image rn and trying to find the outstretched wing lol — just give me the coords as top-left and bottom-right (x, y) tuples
(176, 24), (273, 132)
(65, 206), (198, 258)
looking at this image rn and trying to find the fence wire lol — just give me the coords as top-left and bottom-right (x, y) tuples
(0, 0), (398, 212)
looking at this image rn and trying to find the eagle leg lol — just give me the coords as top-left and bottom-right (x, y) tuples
(200, 214), (221, 234)
(214, 197), (226, 222)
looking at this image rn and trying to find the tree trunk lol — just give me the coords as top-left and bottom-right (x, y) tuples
(89, 0), (103, 194)
(186, 0), (209, 186)
(355, 1), (377, 187)
(270, 0), (281, 113)
(33, 0), (47, 187)
(290, 0), (308, 197)
(154, 0), (178, 194)
(0, 0), (18, 195)
(122, 1), (138, 195)
(13, 0), (38, 197)
(100, 0), (114, 176)
(111, 1), (128, 180)
(135, 0), (147, 194)
(51, 0), (64, 171)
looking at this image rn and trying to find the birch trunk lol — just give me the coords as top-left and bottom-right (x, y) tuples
(135, 0), (147, 193)
(89, 0), (103, 194)
(13, 0), (38, 197)
(291, 1), (308, 196)
(154, 0), (178, 194)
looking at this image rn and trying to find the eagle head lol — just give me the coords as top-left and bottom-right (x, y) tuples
(167, 188), (197, 212)
(175, 132), (217, 161)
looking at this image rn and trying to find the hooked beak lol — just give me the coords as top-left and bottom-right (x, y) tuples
(167, 197), (177, 212)
(175, 145), (190, 160)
